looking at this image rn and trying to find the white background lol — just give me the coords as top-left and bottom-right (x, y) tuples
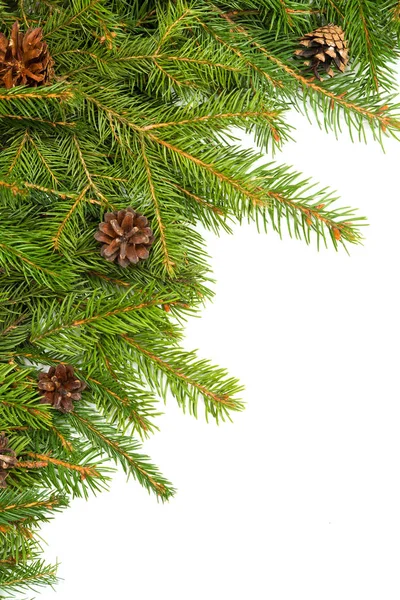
(37, 70), (400, 600)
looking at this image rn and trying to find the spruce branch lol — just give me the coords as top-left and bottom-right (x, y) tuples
(0, 490), (67, 527)
(15, 450), (109, 498)
(6, 348), (161, 437)
(209, 7), (400, 140)
(140, 135), (176, 275)
(70, 408), (174, 500)
(0, 2), (398, 595)
(121, 334), (245, 422)
(0, 559), (58, 597)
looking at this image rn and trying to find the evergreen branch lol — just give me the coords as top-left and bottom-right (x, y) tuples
(0, 2), (395, 593)
(86, 375), (155, 436)
(0, 560), (58, 594)
(0, 90), (73, 101)
(146, 132), (270, 206)
(59, 48), (242, 73)
(0, 314), (27, 340)
(167, 181), (226, 217)
(265, 190), (362, 246)
(134, 8), (156, 28)
(83, 92), (141, 130)
(70, 410), (174, 500)
(45, 0), (103, 36)
(196, 16), (283, 89)
(0, 113), (75, 128)
(140, 136), (175, 275)
(0, 364), (52, 429)
(141, 109), (280, 130)
(213, 9), (400, 135)
(5, 131), (29, 177)
(279, 67), (396, 131)
(0, 558), (16, 565)
(121, 334), (244, 421)
(19, 453), (100, 479)
(357, 0), (379, 90)
(159, 54), (240, 71)
(127, 337), (234, 407)
(50, 425), (74, 452)
(0, 398), (51, 429)
(0, 491), (67, 526)
(0, 242), (60, 284)
(30, 294), (174, 343)
(72, 135), (113, 207)
(87, 271), (131, 287)
(53, 185), (91, 250)
(5, 351), (157, 437)
(27, 133), (61, 185)
(324, 0), (345, 19)
(0, 181), (23, 196)
(23, 182), (101, 205)
(154, 9), (192, 55)
(153, 57), (190, 87)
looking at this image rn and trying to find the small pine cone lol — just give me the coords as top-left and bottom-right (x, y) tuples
(0, 432), (17, 489)
(295, 24), (349, 80)
(38, 364), (86, 414)
(95, 208), (154, 268)
(0, 21), (54, 89)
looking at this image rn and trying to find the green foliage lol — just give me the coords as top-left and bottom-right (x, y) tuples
(0, 0), (399, 596)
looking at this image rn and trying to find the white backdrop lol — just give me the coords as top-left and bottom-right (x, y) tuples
(37, 71), (400, 600)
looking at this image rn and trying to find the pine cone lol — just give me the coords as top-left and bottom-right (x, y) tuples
(295, 24), (349, 80)
(38, 364), (86, 414)
(0, 432), (17, 489)
(95, 208), (154, 268)
(0, 21), (54, 89)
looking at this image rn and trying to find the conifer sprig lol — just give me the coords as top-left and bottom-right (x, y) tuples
(1, 0), (399, 595)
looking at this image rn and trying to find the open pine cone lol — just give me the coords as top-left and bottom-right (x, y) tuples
(95, 208), (154, 268)
(0, 432), (17, 489)
(295, 24), (349, 80)
(38, 365), (86, 414)
(0, 21), (54, 89)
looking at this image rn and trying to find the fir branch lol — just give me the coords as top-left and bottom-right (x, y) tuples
(18, 453), (99, 478)
(0, 559), (58, 595)
(355, 0), (379, 90)
(145, 131), (270, 205)
(0, 490), (67, 527)
(70, 410), (174, 500)
(0, 113), (75, 128)
(44, 0), (104, 36)
(207, 8), (400, 138)
(26, 132), (61, 186)
(5, 130), (29, 177)
(53, 185), (91, 250)
(0, 240), (68, 290)
(0, 364), (52, 430)
(86, 374), (156, 436)
(0, 2), (397, 594)
(196, 15), (284, 89)
(0, 89), (73, 102)
(121, 334), (244, 422)
(140, 135), (176, 275)
(72, 135), (114, 208)
(29, 290), (176, 345)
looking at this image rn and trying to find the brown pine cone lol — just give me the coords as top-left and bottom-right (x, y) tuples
(95, 208), (154, 268)
(295, 24), (349, 80)
(0, 432), (17, 489)
(0, 21), (54, 89)
(38, 364), (86, 414)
